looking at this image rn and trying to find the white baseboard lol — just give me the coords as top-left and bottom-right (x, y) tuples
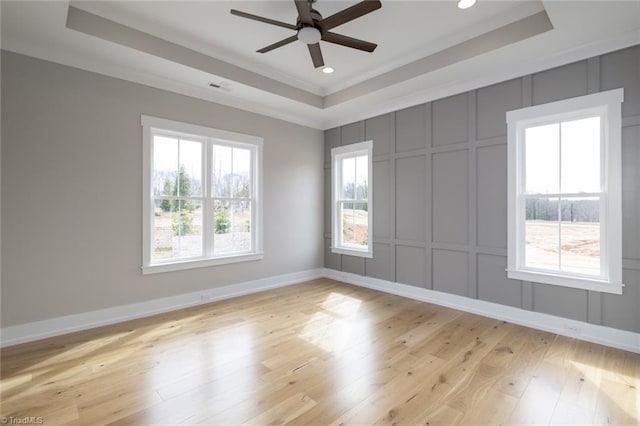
(323, 268), (640, 354)
(0, 268), (323, 348)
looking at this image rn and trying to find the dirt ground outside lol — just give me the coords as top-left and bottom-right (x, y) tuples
(525, 220), (600, 274)
(342, 207), (368, 247)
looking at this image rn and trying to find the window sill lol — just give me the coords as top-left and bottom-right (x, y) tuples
(507, 269), (623, 294)
(142, 252), (264, 275)
(331, 247), (373, 259)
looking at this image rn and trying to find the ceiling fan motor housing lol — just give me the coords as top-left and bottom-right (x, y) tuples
(296, 9), (323, 29)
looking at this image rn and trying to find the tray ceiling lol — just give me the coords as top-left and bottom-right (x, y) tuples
(2, 1), (639, 129)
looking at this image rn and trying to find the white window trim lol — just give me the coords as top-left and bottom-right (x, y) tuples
(331, 140), (373, 258)
(141, 115), (264, 275)
(506, 89), (624, 294)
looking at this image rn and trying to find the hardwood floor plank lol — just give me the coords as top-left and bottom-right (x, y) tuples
(592, 378), (639, 425)
(506, 335), (579, 424)
(1, 279), (638, 425)
(418, 404), (465, 426)
(484, 327), (554, 399)
(372, 320), (514, 425)
(458, 387), (519, 425)
(239, 392), (317, 426)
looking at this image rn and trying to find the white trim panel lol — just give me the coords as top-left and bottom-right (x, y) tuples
(506, 269), (622, 295)
(141, 115), (264, 147)
(331, 140), (374, 258)
(323, 268), (640, 354)
(141, 114), (264, 273)
(505, 89), (624, 123)
(331, 247), (374, 259)
(142, 252), (265, 275)
(506, 88), (624, 293)
(0, 269), (323, 348)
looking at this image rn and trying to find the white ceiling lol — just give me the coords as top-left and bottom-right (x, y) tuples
(2, 1), (639, 129)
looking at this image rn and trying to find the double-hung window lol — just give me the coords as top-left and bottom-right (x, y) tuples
(142, 116), (263, 274)
(331, 141), (373, 258)
(506, 89), (623, 294)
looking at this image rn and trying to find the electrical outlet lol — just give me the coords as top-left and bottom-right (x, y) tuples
(200, 293), (211, 302)
(565, 324), (581, 335)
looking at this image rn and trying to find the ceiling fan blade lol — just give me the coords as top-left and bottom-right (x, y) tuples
(308, 43), (324, 68)
(294, 0), (313, 25)
(257, 35), (299, 53)
(322, 32), (377, 52)
(321, 0), (381, 30)
(231, 9), (297, 30)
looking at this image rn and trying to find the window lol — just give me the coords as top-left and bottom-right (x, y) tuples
(331, 141), (373, 258)
(506, 89), (623, 294)
(142, 116), (263, 274)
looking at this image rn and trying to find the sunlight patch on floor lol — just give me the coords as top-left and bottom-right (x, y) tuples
(569, 359), (639, 421)
(300, 292), (362, 354)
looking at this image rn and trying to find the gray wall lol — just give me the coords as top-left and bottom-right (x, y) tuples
(1, 51), (324, 327)
(324, 45), (640, 333)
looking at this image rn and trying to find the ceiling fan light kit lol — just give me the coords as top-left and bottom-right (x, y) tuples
(297, 26), (322, 44)
(230, 0), (382, 69)
(457, 0), (477, 10)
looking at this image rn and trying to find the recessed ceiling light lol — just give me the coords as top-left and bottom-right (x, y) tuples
(322, 67), (334, 74)
(457, 0), (477, 9)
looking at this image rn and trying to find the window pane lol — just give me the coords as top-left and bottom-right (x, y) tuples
(153, 136), (178, 197)
(230, 200), (251, 252)
(153, 199), (202, 260)
(153, 198), (177, 259)
(341, 202), (368, 248)
(178, 140), (202, 196)
(561, 117), (600, 194)
(212, 145), (232, 197)
(560, 197), (600, 275)
(176, 200), (203, 258)
(213, 200), (251, 254)
(525, 123), (559, 194)
(524, 198), (559, 271)
(355, 155), (368, 200)
(342, 157), (356, 199)
(232, 147), (251, 198)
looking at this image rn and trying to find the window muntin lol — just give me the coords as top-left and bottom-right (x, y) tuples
(506, 89), (623, 294)
(331, 141), (373, 258)
(142, 116), (263, 274)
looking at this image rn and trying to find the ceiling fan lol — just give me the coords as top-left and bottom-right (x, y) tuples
(230, 0), (382, 69)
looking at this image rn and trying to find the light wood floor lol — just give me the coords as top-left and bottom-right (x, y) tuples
(1, 279), (638, 425)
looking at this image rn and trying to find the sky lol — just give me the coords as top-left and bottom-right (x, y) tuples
(341, 155), (368, 199)
(525, 116), (600, 195)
